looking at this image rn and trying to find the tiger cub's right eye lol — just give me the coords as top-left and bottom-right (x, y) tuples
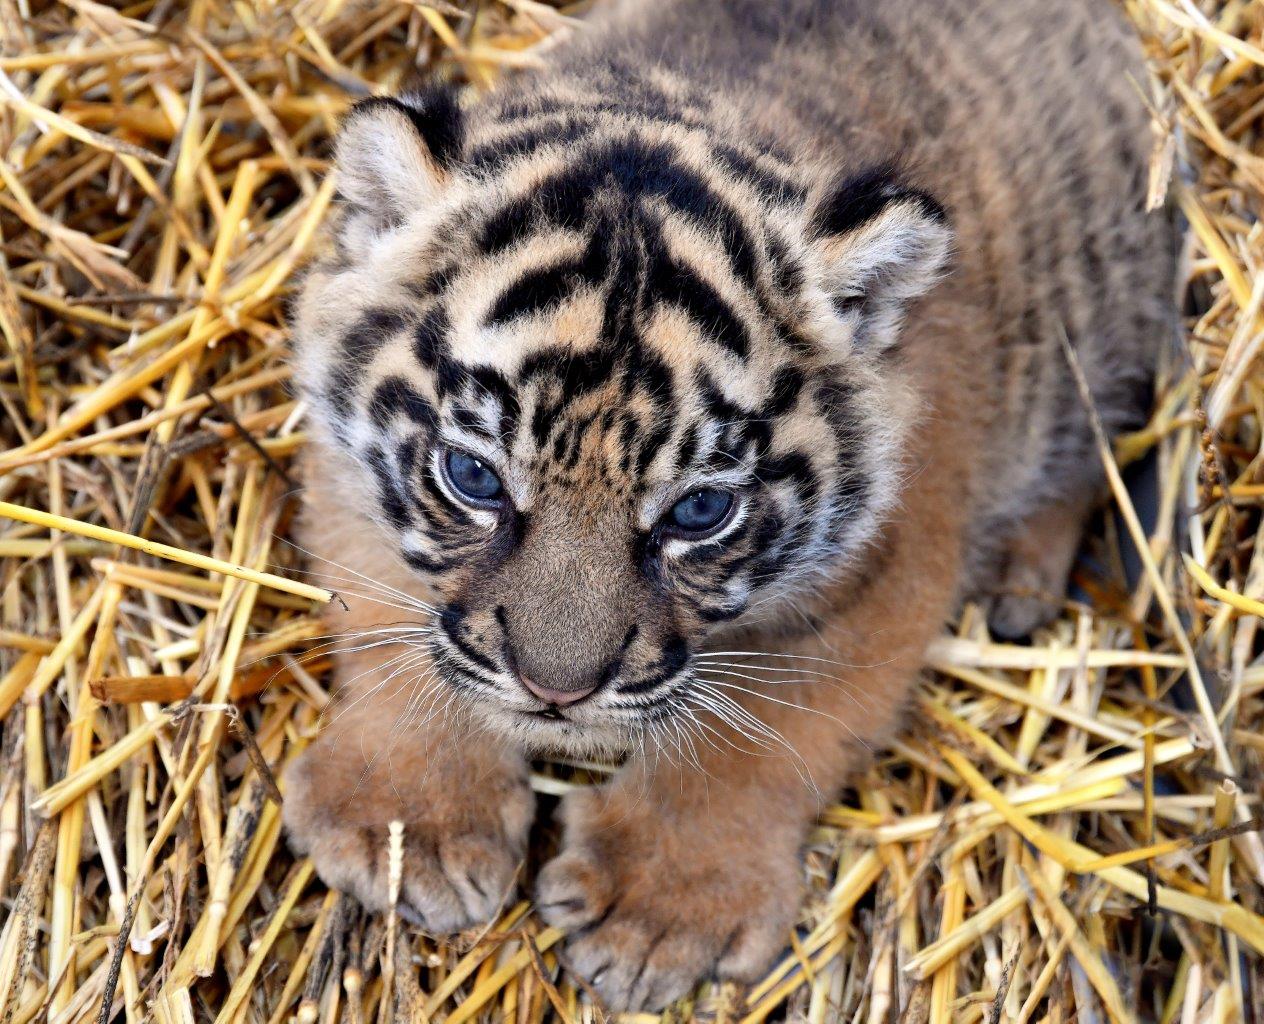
(444, 450), (504, 504)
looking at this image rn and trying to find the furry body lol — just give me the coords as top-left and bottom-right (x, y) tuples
(285, 0), (1176, 1010)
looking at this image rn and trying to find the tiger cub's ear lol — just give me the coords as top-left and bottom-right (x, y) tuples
(808, 166), (952, 354)
(335, 89), (464, 230)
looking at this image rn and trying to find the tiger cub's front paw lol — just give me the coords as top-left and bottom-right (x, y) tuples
(283, 736), (534, 933)
(536, 785), (803, 1012)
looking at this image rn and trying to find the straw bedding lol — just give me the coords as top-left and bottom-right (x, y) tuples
(0, 1), (1262, 1021)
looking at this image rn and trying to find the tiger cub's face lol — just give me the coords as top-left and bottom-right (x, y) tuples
(294, 86), (951, 753)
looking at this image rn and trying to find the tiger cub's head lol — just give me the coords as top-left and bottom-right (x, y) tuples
(294, 81), (951, 753)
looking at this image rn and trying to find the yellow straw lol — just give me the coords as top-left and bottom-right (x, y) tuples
(0, 501), (331, 604)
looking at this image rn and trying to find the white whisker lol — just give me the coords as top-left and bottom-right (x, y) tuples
(277, 537), (439, 612)
(694, 675), (872, 753)
(696, 650), (889, 670)
(693, 665), (876, 716)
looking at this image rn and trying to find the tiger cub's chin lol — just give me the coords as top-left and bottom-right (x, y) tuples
(286, 0), (1176, 1010)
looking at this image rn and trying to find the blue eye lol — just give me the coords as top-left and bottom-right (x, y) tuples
(444, 451), (503, 503)
(668, 489), (734, 536)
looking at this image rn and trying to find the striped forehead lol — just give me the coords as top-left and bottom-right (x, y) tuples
(411, 135), (805, 367)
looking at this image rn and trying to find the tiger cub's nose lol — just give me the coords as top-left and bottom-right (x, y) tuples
(519, 675), (597, 707)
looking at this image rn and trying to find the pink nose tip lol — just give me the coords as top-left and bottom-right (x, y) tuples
(520, 675), (596, 707)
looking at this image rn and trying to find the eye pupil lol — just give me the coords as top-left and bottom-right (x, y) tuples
(445, 451), (503, 502)
(669, 489), (733, 534)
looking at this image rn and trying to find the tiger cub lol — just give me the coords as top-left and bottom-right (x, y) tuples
(284, 0), (1175, 1010)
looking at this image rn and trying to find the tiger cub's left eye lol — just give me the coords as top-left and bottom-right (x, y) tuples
(668, 488), (734, 536)
(444, 450), (503, 503)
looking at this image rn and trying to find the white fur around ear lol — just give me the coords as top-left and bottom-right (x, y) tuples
(335, 90), (464, 228)
(809, 167), (952, 352)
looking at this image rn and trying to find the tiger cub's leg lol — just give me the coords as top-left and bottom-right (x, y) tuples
(283, 630), (535, 930)
(985, 492), (1095, 639)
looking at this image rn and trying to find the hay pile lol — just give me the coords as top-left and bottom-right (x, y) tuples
(1, 1), (1262, 1021)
